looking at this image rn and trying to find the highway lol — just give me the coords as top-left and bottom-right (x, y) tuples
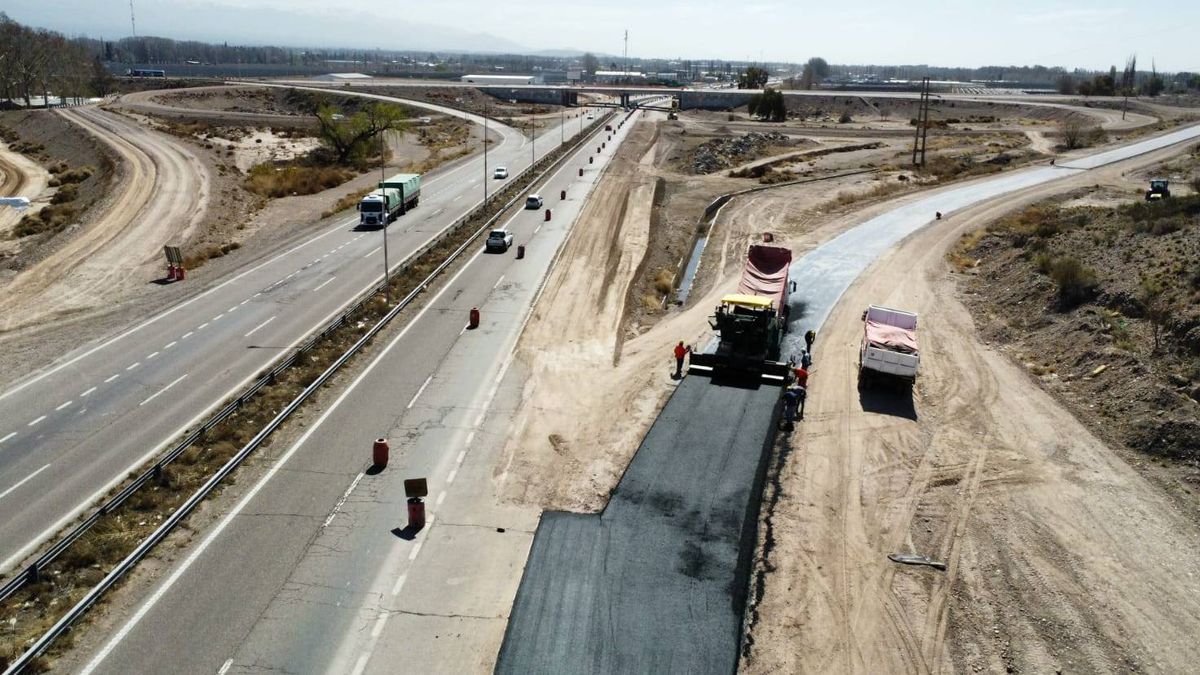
(52, 110), (1199, 675)
(0, 92), (602, 576)
(75, 108), (642, 675)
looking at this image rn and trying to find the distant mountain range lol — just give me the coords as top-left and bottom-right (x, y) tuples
(5, 0), (538, 54)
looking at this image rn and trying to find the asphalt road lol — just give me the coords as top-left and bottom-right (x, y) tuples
(497, 374), (781, 675)
(0, 93), (606, 575)
(75, 109), (642, 675)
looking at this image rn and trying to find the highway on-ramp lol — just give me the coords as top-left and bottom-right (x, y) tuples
(0, 94), (601, 576)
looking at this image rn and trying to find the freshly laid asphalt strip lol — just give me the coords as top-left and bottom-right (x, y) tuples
(496, 374), (782, 675)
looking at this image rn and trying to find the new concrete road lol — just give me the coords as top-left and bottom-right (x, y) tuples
(75, 109), (643, 675)
(0, 93), (606, 575)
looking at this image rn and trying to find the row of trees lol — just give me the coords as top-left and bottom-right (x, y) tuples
(1059, 55), (1174, 97)
(0, 13), (114, 107)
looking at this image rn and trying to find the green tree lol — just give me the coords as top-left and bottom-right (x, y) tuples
(89, 55), (115, 96)
(800, 57), (830, 89)
(748, 87), (786, 122)
(581, 52), (600, 75)
(739, 66), (768, 89)
(314, 102), (407, 165)
(1139, 278), (1172, 352)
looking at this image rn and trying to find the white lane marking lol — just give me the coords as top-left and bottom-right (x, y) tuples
(55, 401), (72, 411)
(0, 214), (354, 404)
(217, 658), (233, 675)
(212, 313), (225, 321)
(533, 224), (542, 235)
(458, 324), (467, 336)
(139, 374), (188, 407)
(446, 468), (457, 484)
(0, 464), (51, 501)
(0, 432), (16, 444)
(408, 541), (423, 561)
(363, 245), (382, 259)
(104, 374), (120, 383)
(126, 362), (141, 371)
(390, 573), (408, 597)
(164, 341), (177, 350)
(81, 252), (485, 674)
(147, 351), (160, 360)
(197, 322), (209, 331)
(80, 386), (97, 398)
(252, 292), (262, 298)
(228, 305), (239, 313)
(27, 416), (46, 427)
(371, 611), (389, 638)
(406, 375), (434, 409)
(453, 194), (463, 201)
(457, 450), (467, 464)
(244, 316), (276, 338)
(324, 471), (366, 528)
(436, 491), (446, 506)
(464, 432), (474, 448)
(181, 331), (194, 339)
(350, 654), (370, 675)
(312, 277), (336, 292)
(492, 274), (505, 290)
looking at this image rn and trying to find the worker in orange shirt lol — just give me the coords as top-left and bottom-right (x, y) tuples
(673, 341), (691, 379)
(793, 365), (808, 389)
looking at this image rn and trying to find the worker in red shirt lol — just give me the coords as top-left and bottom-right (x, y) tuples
(673, 341), (691, 379)
(793, 365), (809, 389)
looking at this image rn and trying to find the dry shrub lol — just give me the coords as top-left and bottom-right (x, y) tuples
(653, 269), (675, 295)
(323, 187), (374, 218)
(244, 163), (356, 198)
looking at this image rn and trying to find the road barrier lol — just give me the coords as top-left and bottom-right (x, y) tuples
(0, 107), (619, 675)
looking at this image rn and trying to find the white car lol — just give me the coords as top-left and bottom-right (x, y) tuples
(586, 113), (594, 120)
(493, 166), (508, 179)
(525, 194), (544, 209)
(486, 228), (514, 252)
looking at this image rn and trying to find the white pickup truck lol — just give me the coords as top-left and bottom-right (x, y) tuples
(859, 305), (919, 384)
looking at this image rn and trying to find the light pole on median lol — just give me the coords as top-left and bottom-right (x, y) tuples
(483, 99), (489, 205)
(380, 129), (390, 304)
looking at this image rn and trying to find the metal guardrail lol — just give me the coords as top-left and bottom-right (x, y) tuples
(1, 109), (617, 674)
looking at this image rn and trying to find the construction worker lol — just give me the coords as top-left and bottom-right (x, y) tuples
(800, 350), (812, 369)
(793, 365), (809, 389)
(780, 387), (799, 430)
(673, 341), (691, 379)
(804, 329), (816, 354)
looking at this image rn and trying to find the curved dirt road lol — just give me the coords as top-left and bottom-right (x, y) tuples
(0, 106), (210, 332)
(743, 142), (1200, 673)
(0, 142), (50, 239)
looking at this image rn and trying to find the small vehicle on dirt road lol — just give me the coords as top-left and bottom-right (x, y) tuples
(525, 194), (544, 209)
(859, 305), (919, 386)
(1146, 179), (1171, 200)
(493, 166), (509, 179)
(486, 228), (514, 252)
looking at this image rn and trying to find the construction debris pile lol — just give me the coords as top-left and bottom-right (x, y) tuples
(691, 131), (792, 174)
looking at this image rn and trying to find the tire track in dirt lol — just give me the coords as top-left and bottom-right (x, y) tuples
(742, 140), (1200, 674)
(0, 106), (209, 332)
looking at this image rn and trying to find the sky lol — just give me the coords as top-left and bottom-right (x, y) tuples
(8, 0), (1199, 71)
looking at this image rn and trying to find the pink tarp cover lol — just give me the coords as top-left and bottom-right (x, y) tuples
(738, 245), (792, 309)
(864, 320), (919, 354)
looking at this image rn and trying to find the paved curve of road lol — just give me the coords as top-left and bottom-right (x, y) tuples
(0, 93), (605, 575)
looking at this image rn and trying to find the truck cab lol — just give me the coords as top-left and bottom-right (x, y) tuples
(357, 194), (390, 227)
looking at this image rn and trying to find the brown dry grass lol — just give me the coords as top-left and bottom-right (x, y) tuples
(243, 163), (357, 198)
(323, 187), (374, 219)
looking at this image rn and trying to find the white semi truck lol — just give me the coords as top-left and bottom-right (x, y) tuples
(357, 173), (420, 228)
(859, 305), (919, 385)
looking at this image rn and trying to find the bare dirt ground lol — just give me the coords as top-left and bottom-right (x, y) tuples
(740, 144), (1200, 674)
(0, 106), (210, 333)
(0, 142), (50, 241)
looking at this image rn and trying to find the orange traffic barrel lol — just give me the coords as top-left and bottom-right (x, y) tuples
(407, 497), (426, 529)
(373, 438), (389, 468)
(468, 307), (480, 329)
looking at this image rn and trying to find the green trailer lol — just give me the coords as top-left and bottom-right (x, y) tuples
(379, 173), (421, 215)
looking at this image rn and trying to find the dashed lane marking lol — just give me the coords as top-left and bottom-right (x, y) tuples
(28, 416), (45, 427)
(139, 374), (188, 407)
(80, 387), (97, 397)
(313, 277), (336, 292)
(0, 464), (51, 501)
(244, 316), (276, 338)
(55, 401), (72, 411)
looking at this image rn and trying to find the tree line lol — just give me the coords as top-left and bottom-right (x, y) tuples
(0, 13), (114, 107)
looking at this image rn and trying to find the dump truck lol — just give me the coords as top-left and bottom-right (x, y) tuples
(690, 244), (795, 380)
(358, 173), (421, 227)
(1145, 179), (1170, 201)
(859, 305), (919, 385)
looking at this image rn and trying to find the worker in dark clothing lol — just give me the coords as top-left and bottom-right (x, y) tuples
(673, 341), (691, 379)
(804, 329), (816, 354)
(780, 388), (799, 430)
(800, 350), (812, 369)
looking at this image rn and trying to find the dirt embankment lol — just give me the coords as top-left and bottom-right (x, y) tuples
(951, 149), (1200, 463)
(741, 144), (1200, 674)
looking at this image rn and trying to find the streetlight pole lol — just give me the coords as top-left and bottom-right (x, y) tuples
(530, 117), (535, 169)
(380, 130), (390, 304)
(483, 99), (489, 205)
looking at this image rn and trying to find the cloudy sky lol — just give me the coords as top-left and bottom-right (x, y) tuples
(8, 0), (1199, 70)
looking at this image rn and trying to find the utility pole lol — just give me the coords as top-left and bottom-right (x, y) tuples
(624, 29), (633, 83)
(911, 77), (931, 167)
(483, 98), (489, 204)
(129, 0), (137, 37)
(379, 132), (390, 304)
